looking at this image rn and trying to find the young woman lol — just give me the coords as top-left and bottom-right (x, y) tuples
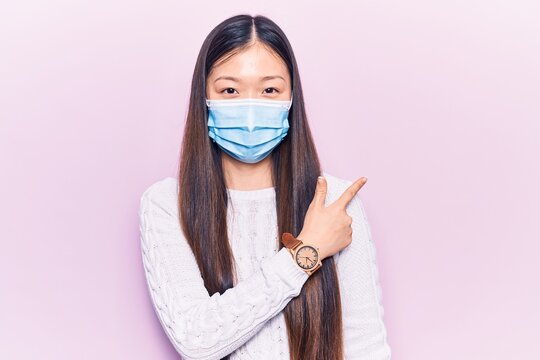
(139, 14), (391, 360)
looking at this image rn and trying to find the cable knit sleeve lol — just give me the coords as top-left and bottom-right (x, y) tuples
(138, 178), (309, 360)
(337, 179), (392, 359)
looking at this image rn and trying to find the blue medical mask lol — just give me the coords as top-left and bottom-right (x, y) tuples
(206, 96), (293, 163)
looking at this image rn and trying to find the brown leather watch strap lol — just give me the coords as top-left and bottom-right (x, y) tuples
(281, 232), (303, 250)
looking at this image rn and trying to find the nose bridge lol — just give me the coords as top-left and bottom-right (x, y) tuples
(243, 74), (260, 98)
(245, 89), (259, 98)
(247, 102), (256, 131)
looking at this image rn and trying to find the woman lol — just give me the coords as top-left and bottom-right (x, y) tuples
(139, 14), (391, 360)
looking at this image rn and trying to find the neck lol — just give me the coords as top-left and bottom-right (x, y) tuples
(221, 153), (274, 190)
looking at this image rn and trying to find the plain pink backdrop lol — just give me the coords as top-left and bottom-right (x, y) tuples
(1, 0), (539, 359)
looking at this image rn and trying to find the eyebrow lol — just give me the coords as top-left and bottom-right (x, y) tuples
(214, 75), (286, 83)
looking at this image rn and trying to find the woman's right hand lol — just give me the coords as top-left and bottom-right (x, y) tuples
(297, 175), (368, 260)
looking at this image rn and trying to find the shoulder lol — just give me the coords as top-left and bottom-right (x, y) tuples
(321, 171), (354, 190)
(141, 176), (178, 199)
(139, 176), (179, 217)
(321, 171), (368, 220)
(321, 171), (357, 200)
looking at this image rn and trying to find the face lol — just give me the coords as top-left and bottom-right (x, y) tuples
(206, 42), (292, 101)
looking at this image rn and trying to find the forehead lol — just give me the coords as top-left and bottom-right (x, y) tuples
(208, 43), (289, 80)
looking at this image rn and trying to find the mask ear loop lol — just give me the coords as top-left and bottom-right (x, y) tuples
(288, 93), (294, 110)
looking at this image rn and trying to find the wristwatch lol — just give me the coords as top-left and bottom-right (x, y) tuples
(281, 232), (322, 276)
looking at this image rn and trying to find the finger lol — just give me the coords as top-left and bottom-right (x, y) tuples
(311, 176), (328, 208)
(334, 177), (367, 209)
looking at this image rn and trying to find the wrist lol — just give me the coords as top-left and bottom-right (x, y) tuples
(296, 232), (329, 261)
(281, 232), (323, 276)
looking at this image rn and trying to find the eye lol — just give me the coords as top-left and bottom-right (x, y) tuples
(263, 87), (279, 94)
(221, 88), (238, 94)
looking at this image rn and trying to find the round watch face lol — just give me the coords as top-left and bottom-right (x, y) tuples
(295, 245), (319, 270)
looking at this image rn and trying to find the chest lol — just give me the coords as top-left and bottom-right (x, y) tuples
(226, 199), (280, 280)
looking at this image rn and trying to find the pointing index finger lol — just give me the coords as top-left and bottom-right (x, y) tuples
(334, 177), (367, 209)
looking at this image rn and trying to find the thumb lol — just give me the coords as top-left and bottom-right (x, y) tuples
(312, 176), (328, 208)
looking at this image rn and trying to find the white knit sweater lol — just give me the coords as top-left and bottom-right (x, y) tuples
(139, 171), (391, 360)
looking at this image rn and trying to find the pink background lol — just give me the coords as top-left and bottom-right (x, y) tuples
(2, 1), (539, 359)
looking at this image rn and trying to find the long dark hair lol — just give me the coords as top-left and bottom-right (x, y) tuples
(177, 14), (344, 360)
